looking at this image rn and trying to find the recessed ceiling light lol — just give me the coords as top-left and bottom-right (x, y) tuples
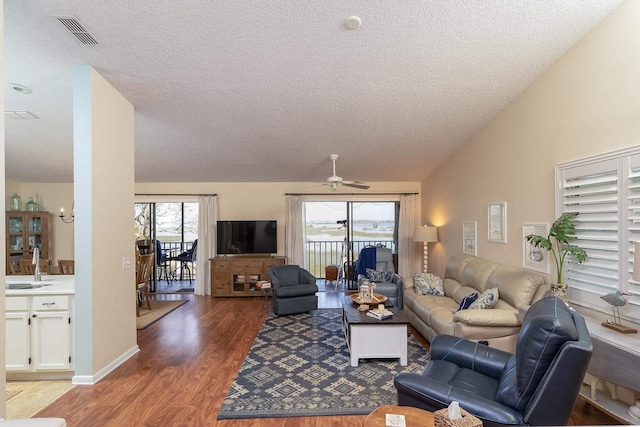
(9, 83), (33, 94)
(344, 16), (362, 30)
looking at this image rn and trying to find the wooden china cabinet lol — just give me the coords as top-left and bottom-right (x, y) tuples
(6, 211), (50, 275)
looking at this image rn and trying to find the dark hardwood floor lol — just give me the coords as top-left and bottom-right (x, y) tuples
(36, 292), (619, 426)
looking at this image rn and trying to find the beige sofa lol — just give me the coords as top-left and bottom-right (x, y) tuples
(402, 254), (549, 352)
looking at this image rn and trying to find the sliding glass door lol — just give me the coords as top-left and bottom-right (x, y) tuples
(134, 201), (198, 292)
(305, 200), (398, 288)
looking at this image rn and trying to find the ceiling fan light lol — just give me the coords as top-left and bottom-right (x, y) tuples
(324, 153), (368, 191)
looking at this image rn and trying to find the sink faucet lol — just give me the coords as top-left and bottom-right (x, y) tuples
(32, 247), (41, 282)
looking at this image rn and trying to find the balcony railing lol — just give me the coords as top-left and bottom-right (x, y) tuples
(306, 240), (395, 278)
(157, 241), (395, 282)
(158, 241), (196, 281)
(160, 241), (194, 254)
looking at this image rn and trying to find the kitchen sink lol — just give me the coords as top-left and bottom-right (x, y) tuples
(6, 282), (53, 290)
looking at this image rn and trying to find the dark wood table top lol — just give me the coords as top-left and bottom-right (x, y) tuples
(342, 296), (410, 325)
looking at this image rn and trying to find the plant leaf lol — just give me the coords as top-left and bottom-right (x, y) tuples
(567, 245), (587, 263)
(525, 234), (552, 251)
(526, 212), (587, 284)
(550, 212), (578, 244)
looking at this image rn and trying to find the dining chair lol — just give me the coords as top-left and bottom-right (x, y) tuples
(171, 239), (197, 284)
(136, 253), (154, 316)
(9, 261), (20, 274)
(19, 258), (51, 274)
(58, 259), (75, 274)
(135, 243), (141, 265)
(155, 240), (173, 282)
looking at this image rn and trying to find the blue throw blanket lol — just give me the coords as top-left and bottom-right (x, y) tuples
(355, 246), (377, 275)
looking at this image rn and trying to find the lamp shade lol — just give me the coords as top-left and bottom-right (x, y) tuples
(414, 225), (438, 243)
(634, 242), (640, 282)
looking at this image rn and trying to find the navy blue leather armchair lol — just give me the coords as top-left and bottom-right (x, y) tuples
(268, 265), (318, 316)
(394, 297), (592, 426)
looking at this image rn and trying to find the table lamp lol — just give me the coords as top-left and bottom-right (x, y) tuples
(414, 225), (438, 273)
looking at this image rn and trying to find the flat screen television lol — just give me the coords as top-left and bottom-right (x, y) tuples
(217, 220), (277, 255)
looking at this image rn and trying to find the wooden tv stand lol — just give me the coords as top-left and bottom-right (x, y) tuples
(210, 256), (285, 297)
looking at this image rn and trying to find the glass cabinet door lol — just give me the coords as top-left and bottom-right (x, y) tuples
(8, 235), (23, 252)
(8, 217), (23, 233)
(233, 274), (246, 292)
(26, 215), (43, 252)
(232, 273), (262, 292)
(7, 216), (24, 254)
(28, 217), (42, 233)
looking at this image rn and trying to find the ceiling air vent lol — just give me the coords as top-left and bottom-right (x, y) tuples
(5, 111), (40, 119)
(55, 16), (99, 45)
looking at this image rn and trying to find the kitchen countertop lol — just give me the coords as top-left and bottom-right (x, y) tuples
(5, 275), (75, 295)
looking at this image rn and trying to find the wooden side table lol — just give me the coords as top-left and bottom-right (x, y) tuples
(363, 405), (434, 427)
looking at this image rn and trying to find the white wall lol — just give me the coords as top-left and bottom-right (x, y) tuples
(73, 66), (136, 382)
(5, 178), (19, 204)
(421, 1), (640, 301)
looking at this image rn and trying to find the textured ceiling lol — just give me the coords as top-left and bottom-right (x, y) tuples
(4, 0), (623, 184)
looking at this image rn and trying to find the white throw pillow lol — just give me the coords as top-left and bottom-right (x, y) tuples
(413, 273), (444, 296)
(468, 287), (499, 309)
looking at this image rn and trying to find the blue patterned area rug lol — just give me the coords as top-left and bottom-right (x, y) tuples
(217, 308), (430, 419)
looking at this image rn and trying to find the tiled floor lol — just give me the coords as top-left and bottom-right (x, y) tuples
(6, 380), (74, 419)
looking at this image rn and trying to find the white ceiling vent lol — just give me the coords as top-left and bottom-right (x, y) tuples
(55, 16), (99, 45)
(5, 111), (40, 119)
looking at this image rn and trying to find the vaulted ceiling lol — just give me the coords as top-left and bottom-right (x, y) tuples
(4, 1), (623, 184)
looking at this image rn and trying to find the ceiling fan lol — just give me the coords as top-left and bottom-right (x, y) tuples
(325, 154), (370, 191)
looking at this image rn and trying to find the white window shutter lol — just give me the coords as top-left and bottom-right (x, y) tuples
(557, 147), (640, 321)
(558, 159), (619, 294)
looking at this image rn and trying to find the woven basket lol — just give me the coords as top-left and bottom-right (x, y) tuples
(434, 407), (482, 427)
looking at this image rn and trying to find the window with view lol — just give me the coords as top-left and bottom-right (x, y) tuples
(304, 200), (398, 279)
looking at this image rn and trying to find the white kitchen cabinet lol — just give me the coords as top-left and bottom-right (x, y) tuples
(32, 295), (71, 370)
(5, 294), (73, 373)
(6, 296), (30, 371)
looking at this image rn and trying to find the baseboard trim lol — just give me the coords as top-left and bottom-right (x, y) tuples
(72, 345), (140, 385)
(7, 371), (73, 381)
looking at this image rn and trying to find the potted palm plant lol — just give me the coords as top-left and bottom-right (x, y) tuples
(525, 212), (587, 304)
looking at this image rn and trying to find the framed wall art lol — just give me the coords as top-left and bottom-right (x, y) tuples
(522, 223), (550, 273)
(463, 221), (477, 256)
(488, 202), (507, 243)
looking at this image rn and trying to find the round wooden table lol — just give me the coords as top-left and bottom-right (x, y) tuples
(363, 404), (434, 427)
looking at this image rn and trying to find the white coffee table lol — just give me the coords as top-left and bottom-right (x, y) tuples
(341, 296), (409, 367)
